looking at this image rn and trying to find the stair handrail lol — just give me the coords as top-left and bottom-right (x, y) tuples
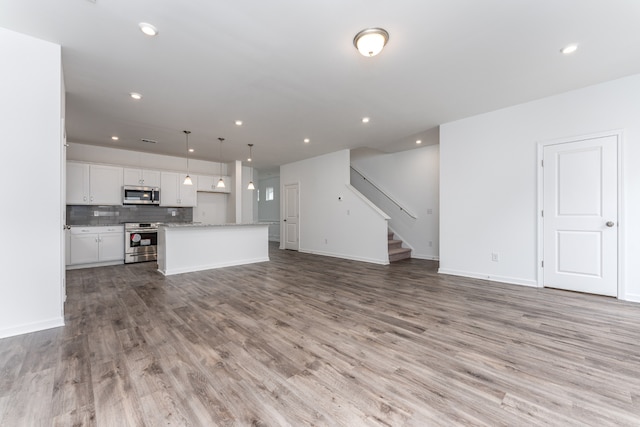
(350, 166), (418, 220)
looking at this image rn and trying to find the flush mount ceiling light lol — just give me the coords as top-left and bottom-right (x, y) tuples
(416, 140), (422, 145)
(183, 130), (193, 185)
(247, 144), (255, 190)
(111, 136), (119, 141)
(561, 44), (578, 55)
(362, 117), (370, 123)
(303, 138), (310, 144)
(130, 92), (142, 100)
(235, 120), (243, 126)
(353, 28), (389, 57)
(217, 137), (226, 188)
(138, 22), (158, 36)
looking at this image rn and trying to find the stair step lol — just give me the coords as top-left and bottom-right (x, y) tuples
(389, 247), (411, 262)
(388, 239), (403, 250)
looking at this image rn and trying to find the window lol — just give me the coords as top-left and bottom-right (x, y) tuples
(266, 186), (274, 201)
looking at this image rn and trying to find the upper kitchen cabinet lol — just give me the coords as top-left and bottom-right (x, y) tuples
(196, 175), (231, 193)
(123, 168), (161, 188)
(160, 172), (197, 207)
(67, 162), (123, 205)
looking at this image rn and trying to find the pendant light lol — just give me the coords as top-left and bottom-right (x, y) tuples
(217, 137), (226, 188)
(183, 130), (193, 185)
(247, 144), (255, 190)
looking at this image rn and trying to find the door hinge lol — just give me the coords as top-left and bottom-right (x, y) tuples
(541, 210), (544, 217)
(541, 159), (544, 167)
(541, 260), (544, 268)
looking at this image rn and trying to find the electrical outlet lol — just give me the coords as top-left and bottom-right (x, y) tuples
(324, 238), (328, 244)
(491, 253), (499, 262)
(427, 208), (433, 215)
(428, 241), (433, 247)
(347, 209), (350, 215)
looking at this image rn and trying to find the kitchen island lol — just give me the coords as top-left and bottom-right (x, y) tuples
(157, 223), (269, 275)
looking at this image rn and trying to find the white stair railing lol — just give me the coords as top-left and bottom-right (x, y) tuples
(350, 166), (417, 220)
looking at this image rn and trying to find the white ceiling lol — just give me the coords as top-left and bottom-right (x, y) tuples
(3, 0), (640, 169)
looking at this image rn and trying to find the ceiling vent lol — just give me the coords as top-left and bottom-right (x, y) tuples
(140, 138), (158, 144)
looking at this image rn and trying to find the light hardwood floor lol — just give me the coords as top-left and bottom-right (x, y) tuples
(1, 243), (640, 426)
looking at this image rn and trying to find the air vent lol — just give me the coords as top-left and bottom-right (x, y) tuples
(140, 138), (158, 144)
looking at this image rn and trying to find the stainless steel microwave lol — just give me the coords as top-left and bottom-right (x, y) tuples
(123, 186), (160, 205)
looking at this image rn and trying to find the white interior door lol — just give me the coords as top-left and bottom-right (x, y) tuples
(283, 183), (299, 250)
(543, 135), (618, 296)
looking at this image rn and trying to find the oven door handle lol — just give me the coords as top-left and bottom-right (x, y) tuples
(126, 229), (158, 233)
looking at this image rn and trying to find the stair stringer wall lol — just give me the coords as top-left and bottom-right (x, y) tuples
(281, 149), (390, 265)
(350, 145), (440, 260)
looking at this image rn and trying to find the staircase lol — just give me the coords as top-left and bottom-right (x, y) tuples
(388, 230), (411, 262)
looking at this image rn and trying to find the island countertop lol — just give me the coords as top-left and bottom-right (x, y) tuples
(160, 222), (270, 228)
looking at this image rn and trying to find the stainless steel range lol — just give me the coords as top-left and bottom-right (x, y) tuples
(124, 222), (161, 263)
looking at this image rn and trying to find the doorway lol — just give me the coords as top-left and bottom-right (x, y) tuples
(283, 183), (299, 250)
(539, 132), (620, 297)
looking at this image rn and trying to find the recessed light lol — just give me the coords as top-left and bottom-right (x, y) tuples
(362, 117), (370, 123)
(130, 92), (142, 100)
(561, 44), (578, 55)
(188, 148), (194, 153)
(138, 23), (158, 37)
(303, 138), (310, 143)
(111, 136), (119, 141)
(416, 140), (422, 144)
(235, 120), (243, 126)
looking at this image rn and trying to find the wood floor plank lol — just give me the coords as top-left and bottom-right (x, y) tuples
(2, 242), (640, 425)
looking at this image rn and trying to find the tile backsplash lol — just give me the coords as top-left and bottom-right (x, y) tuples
(67, 205), (193, 225)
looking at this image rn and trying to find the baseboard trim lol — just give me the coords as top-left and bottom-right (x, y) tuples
(159, 256), (270, 276)
(412, 254), (440, 261)
(0, 317), (65, 339)
(623, 293), (640, 303)
(438, 268), (538, 288)
(299, 249), (389, 265)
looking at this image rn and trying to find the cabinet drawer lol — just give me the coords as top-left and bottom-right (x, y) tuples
(70, 226), (123, 235)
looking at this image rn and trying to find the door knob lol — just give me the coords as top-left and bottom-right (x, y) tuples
(606, 221), (615, 227)
(284, 219), (287, 222)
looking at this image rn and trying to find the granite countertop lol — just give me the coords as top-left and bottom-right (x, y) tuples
(161, 222), (270, 228)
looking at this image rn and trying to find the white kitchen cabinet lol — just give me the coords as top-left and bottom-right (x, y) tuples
(123, 168), (161, 187)
(66, 162), (90, 204)
(196, 175), (230, 193)
(160, 172), (197, 206)
(68, 226), (124, 267)
(67, 162), (123, 205)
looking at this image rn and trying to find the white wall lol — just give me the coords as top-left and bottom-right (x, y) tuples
(258, 174), (281, 242)
(67, 142), (228, 176)
(280, 150), (389, 264)
(440, 73), (640, 301)
(241, 165), (256, 223)
(351, 145), (440, 260)
(194, 193), (228, 224)
(226, 160), (242, 223)
(0, 28), (65, 338)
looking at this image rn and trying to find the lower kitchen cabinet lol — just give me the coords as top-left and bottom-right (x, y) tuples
(68, 225), (124, 268)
